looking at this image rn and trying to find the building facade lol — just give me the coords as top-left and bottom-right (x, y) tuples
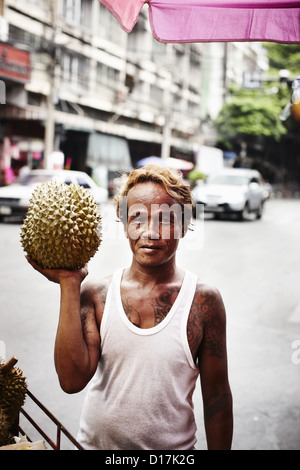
(0, 0), (267, 187)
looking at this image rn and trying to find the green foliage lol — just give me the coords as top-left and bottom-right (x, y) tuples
(215, 43), (300, 149)
(187, 168), (206, 182)
(215, 86), (288, 148)
(264, 43), (300, 77)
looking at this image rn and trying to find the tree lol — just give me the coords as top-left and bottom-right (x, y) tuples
(214, 43), (300, 187)
(215, 86), (288, 149)
(264, 43), (300, 77)
(215, 43), (300, 151)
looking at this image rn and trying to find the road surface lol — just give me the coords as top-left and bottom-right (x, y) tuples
(0, 198), (299, 449)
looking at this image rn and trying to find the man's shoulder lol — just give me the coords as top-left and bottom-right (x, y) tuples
(81, 273), (113, 300)
(193, 279), (225, 317)
(194, 278), (221, 298)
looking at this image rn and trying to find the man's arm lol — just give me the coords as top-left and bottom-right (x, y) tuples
(26, 257), (101, 394)
(54, 277), (101, 393)
(197, 287), (233, 450)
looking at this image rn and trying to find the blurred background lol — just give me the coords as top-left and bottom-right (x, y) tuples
(0, 0), (299, 450)
(0, 0), (300, 194)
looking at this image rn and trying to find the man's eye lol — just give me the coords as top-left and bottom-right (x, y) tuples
(133, 215), (147, 225)
(159, 213), (173, 224)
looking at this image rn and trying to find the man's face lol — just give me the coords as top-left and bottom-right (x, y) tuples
(125, 182), (184, 268)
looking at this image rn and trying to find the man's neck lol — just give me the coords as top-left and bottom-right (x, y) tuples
(126, 257), (182, 287)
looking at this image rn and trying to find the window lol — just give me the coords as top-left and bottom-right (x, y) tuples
(63, 0), (91, 29)
(152, 40), (167, 68)
(150, 85), (163, 106)
(96, 63), (120, 88)
(187, 100), (200, 117)
(61, 52), (90, 90)
(98, 3), (125, 45)
(27, 0), (48, 9)
(9, 25), (42, 51)
(63, 0), (81, 25)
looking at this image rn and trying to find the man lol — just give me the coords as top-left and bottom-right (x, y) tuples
(27, 164), (233, 450)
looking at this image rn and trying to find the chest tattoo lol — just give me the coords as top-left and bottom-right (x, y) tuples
(121, 284), (224, 364)
(122, 297), (141, 327)
(152, 288), (180, 325)
(122, 288), (180, 328)
(122, 288), (203, 363)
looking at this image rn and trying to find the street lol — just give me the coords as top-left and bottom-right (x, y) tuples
(1, 198), (300, 450)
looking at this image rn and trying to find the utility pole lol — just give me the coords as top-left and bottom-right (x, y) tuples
(161, 113), (171, 162)
(160, 44), (173, 162)
(44, 0), (58, 169)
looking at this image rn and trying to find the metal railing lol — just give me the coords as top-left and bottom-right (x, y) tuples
(17, 389), (84, 450)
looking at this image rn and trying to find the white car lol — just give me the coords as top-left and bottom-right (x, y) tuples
(192, 168), (267, 220)
(0, 169), (108, 220)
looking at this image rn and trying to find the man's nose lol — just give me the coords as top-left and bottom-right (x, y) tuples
(142, 217), (160, 239)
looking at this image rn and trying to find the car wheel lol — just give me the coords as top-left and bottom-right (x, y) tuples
(256, 202), (264, 219)
(238, 202), (250, 221)
(192, 204), (203, 219)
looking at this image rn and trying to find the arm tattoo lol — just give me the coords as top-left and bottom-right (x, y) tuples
(80, 287), (102, 336)
(81, 312), (87, 330)
(80, 306), (95, 336)
(201, 291), (226, 359)
(205, 392), (232, 423)
(187, 298), (203, 361)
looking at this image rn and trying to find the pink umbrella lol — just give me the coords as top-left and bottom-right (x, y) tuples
(99, 0), (300, 43)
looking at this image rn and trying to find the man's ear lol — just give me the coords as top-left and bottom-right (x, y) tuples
(181, 204), (193, 238)
(181, 225), (188, 238)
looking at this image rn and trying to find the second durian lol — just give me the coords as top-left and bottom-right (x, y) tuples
(20, 180), (102, 270)
(0, 356), (27, 446)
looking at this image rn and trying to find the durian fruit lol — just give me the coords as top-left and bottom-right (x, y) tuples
(0, 357), (27, 424)
(20, 179), (102, 269)
(0, 357), (27, 446)
(0, 408), (14, 446)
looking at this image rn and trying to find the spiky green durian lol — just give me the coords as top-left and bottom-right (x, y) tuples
(20, 180), (102, 269)
(0, 357), (27, 427)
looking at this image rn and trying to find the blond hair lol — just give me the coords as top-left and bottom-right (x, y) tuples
(115, 164), (193, 231)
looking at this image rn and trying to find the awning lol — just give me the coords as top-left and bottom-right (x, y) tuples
(99, 0), (300, 43)
(0, 104), (46, 120)
(100, 0), (147, 32)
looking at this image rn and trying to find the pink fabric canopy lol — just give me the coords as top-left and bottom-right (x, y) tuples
(100, 0), (148, 32)
(100, 0), (300, 43)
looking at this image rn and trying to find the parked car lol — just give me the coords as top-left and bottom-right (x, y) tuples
(0, 169), (108, 220)
(192, 168), (268, 220)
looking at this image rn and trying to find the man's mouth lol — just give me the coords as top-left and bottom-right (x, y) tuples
(140, 244), (162, 250)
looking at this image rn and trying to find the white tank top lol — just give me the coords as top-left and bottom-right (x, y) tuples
(77, 268), (199, 450)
